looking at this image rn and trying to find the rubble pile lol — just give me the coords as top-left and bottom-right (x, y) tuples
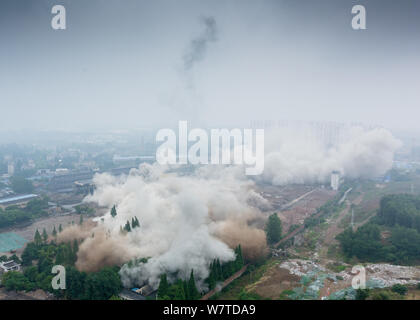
(277, 259), (420, 300)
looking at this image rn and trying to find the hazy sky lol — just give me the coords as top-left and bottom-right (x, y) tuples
(0, 0), (419, 132)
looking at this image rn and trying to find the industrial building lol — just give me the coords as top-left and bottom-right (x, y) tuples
(0, 260), (21, 273)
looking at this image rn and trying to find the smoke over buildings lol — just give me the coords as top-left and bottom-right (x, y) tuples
(261, 126), (402, 185)
(60, 125), (401, 290)
(64, 164), (267, 289)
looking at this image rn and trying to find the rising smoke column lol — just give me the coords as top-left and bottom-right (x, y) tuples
(183, 16), (218, 71)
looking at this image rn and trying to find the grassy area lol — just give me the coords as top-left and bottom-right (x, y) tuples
(364, 286), (420, 300)
(212, 258), (278, 300)
(326, 262), (347, 272)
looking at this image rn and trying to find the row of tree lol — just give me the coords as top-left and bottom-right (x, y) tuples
(157, 270), (200, 300)
(378, 194), (420, 232)
(122, 217), (140, 233)
(156, 245), (244, 300)
(111, 205), (141, 233)
(2, 229), (122, 300)
(206, 245), (244, 290)
(337, 194), (420, 264)
(265, 213), (282, 244)
(0, 197), (49, 229)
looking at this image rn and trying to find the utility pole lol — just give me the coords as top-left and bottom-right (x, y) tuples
(351, 207), (354, 230)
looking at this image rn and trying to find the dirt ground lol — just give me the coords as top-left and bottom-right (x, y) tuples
(278, 188), (336, 232)
(256, 183), (336, 232)
(249, 264), (301, 299)
(0, 288), (52, 300)
(323, 194), (364, 246)
(0, 211), (101, 257)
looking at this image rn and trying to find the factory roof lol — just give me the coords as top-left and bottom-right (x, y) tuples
(0, 194), (38, 205)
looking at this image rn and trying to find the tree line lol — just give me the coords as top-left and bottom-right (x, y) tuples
(337, 194), (420, 264)
(156, 245), (244, 300)
(1, 228), (122, 300)
(0, 197), (49, 229)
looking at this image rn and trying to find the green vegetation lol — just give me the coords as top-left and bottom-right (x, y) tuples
(2, 233), (122, 300)
(157, 245), (244, 300)
(123, 221), (131, 232)
(131, 216), (140, 229)
(367, 287), (408, 300)
(206, 245), (244, 291)
(326, 262), (347, 273)
(337, 194), (420, 264)
(157, 271), (200, 300)
(303, 183), (351, 230)
(110, 205), (117, 218)
(391, 284), (408, 296)
(238, 289), (264, 300)
(1, 271), (35, 291)
(210, 257), (275, 300)
(355, 288), (370, 300)
(0, 197), (49, 229)
(377, 194), (420, 232)
(265, 213), (282, 244)
(75, 205), (95, 216)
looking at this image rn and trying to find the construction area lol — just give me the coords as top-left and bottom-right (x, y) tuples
(215, 176), (420, 300)
(244, 258), (420, 300)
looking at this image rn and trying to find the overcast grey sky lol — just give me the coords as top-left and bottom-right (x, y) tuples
(0, 0), (419, 132)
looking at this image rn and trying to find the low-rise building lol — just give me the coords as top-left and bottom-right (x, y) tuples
(0, 260), (21, 273)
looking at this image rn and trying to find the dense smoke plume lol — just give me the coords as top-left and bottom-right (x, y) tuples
(261, 126), (401, 185)
(57, 221), (137, 272)
(70, 164), (268, 289)
(64, 125), (401, 289)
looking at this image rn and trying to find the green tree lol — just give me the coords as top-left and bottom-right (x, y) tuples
(391, 284), (408, 295)
(84, 267), (122, 300)
(355, 288), (370, 300)
(157, 274), (170, 299)
(59, 224), (63, 233)
(66, 266), (87, 300)
(42, 228), (48, 242)
(124, 221), (131, 232)
(133, 216), (140, 228)
(52, 226), (57, 237)
(167, 279), (186, 300)
(111, 205), (117, 218)
(1, 271), (33, 291)
(207, 268), (216, 290)
(34, 229), (42, 246)
(72, 239), (79, 264)
(234, 245), (244, 271)
(22, 242), (39, 266)
(265, 213), (282, 244)
(188, 270), (200, 300)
